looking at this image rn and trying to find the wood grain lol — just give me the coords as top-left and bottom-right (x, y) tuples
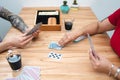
(0, 7), (119, 80)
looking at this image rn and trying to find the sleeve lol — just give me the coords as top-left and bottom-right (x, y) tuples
(108, 8), (120, 26)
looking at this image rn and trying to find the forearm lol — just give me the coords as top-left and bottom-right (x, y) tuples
(62, 21), (100, 42)
(72, 21), (100, 39)
(81, 21), (100, 36)
(0, 7), (28, 33)
(9, 15), (28, 33)
(77, 18), (114, 37)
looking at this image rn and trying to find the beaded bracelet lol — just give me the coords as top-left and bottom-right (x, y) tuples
(108, 64), (114, 76)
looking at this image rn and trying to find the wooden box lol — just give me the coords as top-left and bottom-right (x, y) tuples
(35, 10), (61, 31)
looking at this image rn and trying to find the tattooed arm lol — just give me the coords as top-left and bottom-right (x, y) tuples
(0, 6), (28, 33)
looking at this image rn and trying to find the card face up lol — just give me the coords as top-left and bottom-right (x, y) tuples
(48, 51), (62, 60)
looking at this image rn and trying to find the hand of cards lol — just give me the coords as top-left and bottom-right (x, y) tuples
(25, 22), (42, 36)
(87, 33), (99, 59)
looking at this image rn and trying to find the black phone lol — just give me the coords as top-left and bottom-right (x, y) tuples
(25, 22), (42, 36)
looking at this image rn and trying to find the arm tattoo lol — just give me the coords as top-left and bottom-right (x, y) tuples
(0, 6), (28, 33)
(9, 15), (28, 33)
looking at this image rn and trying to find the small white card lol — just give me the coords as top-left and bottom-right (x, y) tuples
(48, 51), (62, 60)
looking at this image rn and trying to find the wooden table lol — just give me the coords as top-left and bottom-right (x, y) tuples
(0, 7), (120, 80)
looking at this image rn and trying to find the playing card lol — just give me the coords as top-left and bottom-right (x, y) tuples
(25, 22), (42, 36)
(6, 66), (40, 80)
(73, 35), (86, 43)
(87, 33), (99, 59)
(48, 51), (62, 60)
(48, 41), (62, 50)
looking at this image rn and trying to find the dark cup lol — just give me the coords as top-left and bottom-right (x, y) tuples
(7, 52), (22, 71)
(64, 18), (74, 31)
(65, 21), (73, 30)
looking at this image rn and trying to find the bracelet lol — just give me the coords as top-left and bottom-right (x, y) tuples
(108, 64), (114, 76)
(114, 68), (120, 78)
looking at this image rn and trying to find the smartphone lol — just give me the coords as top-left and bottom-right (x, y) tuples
(87, 33), (99, 59)
(25, 22), (42, 36)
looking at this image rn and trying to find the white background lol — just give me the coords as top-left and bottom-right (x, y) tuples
(22, 0), (95, 7)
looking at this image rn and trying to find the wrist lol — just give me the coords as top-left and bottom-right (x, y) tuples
(111, 65), (118, 76)
(0, 41), (13, 52)
(6, 41), (14, 49)
(73, 30), (83, 39)
(108, 64), (119, 78)
(108, 64), (114, 76)
(114, 68), (120, 78)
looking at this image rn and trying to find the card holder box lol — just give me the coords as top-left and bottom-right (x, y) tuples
(35, 10), (61, 31)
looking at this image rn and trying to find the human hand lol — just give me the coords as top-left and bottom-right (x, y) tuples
(7, 33), (34, 48)
(25, 28), (41, 38)
(58, 31), (80, 46)
(32, 29), (40, 38)
(89, 49), (112, 74)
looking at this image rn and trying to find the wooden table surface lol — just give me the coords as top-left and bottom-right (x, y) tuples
(0, 7), (120, 80)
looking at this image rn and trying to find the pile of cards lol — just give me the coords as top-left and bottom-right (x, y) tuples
(6, 66), (40, 80)
(48, 51), (62, 60)
(48, 41), (62, 50)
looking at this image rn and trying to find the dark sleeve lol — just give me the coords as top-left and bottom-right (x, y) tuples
(108, 8), (120, 26)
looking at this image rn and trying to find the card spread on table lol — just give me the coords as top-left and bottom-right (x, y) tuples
(6, 66), (40, 80)
(48, 41), (62, 50)
(48, 51), (62, 60)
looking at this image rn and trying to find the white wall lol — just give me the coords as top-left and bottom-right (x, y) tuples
(23, 0), (95, 7)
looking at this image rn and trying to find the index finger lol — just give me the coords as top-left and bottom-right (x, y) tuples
(58, 33), (68, 46)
